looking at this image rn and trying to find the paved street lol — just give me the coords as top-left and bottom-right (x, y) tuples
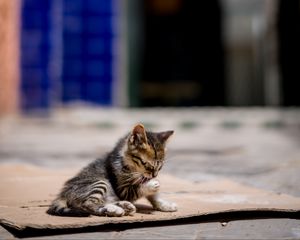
(0, 107), (300, 239)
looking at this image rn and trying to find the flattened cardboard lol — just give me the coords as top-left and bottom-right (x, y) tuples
(0, 164), (299, 231)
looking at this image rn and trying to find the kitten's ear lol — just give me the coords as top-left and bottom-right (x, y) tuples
(158, 130), (174, 144)
(129, 124), (148, 148)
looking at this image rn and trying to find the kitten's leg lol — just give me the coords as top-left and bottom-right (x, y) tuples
(115, 201), (136, 216)
(147, 194), (177, 212)
(143, 179), (177, 212)
(98, 203), (125, 217)
(142, 178), (160, 196)
(81, 198), (125, 217)
(82, 198), (135, 217)
(98, 201), (136, 217)
(77, 194), (125, 217)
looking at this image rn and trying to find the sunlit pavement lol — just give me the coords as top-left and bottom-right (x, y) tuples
(1, 107), (300, 239)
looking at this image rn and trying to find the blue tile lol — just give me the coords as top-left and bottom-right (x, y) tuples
(63, 0), (83, 14)
(63, 59), (83, 77)
(21, 31), (44, 47)
(21, 68), (44, 86)
(20, 0), (55, 110)
(87, 38), (105, 55)
(84, 81), (112, 104)
(22, 11), (50, 29)
(85, 60), (105, 77)
(64, 15), (83, 33)
(63, 35), (82, 56)
(21, 0), (115, 107)
(86, 16), (112, 34)
(86, 0), (112, 14)
(62, 80), (82, 100)
(22, 0), (50, 11)
(21, 87), (50, 109)
(21, 49), (45, 67)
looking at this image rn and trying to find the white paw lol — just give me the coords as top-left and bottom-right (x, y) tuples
(99, 204), (125, 217)
(116, 201), (136, 216)
(144, 179), (160, 195)
(154, 199), (178, 212)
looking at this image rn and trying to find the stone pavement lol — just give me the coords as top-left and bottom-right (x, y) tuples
(0, 107), (300, 239)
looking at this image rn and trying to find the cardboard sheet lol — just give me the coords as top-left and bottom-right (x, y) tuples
(0, 164), (299, 231)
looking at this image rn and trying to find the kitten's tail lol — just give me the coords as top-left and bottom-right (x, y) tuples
(47, 199), (89, 217)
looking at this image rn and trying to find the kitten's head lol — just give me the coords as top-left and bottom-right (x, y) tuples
(124, 124), (174, 180)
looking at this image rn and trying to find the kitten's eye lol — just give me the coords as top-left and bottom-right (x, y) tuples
(132, 155), (145, 165)
(132, 155), (142, 160)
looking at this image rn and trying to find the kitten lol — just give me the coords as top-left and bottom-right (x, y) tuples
(47, 124), (177, 217)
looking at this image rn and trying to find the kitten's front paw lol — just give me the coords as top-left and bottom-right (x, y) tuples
(99, 204), (125, 217)
(153, 199), (178, 212)
(144, 179), (160, 195)
(116, 201), (136, 216)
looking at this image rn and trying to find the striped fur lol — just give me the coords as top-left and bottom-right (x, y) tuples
(47, 124), (177, 217)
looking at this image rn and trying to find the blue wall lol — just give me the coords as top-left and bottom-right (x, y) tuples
(62, 0), (114, 105)
(21, 0), (115, 111)
(21, 0), (52, 110)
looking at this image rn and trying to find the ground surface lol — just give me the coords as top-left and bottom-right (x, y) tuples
(0, 107), (300, 239)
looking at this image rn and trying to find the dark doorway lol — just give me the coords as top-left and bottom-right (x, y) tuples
(137, 0), (224, 107)
(277, 0), (300, 106)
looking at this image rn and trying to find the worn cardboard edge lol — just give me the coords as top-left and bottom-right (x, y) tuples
(2, 210), (300, 239)
(0, 219), (23, 231)
(1, 208), (299, 232)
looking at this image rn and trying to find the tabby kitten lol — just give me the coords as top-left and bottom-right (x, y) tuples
(47, 124), (177, 217)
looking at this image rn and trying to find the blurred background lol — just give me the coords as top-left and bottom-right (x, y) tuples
(1, 0), (300, 115)
(1, 2), (300, 238)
